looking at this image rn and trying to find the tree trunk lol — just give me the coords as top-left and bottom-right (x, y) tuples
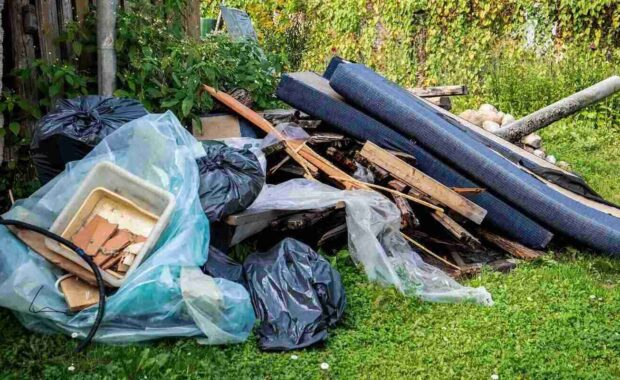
(182, 0), (201, 40)
(495, 76), (620, 142)
(97, 0), (118, 96)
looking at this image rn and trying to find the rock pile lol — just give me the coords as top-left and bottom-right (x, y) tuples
(459, 104), (570, 170)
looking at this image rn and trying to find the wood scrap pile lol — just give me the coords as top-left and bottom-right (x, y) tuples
(203, 85), (545, 279)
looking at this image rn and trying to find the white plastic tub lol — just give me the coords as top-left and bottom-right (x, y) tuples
(46, 161), (176, 287)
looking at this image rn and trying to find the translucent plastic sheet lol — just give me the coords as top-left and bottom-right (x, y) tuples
(244, 179), (493, 305)
(0, 112), (255, 344)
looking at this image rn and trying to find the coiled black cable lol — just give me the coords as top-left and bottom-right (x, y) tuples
(0, 216), (105, 352)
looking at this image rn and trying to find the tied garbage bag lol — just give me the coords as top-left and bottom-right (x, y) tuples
(0, 112), (255, 344)
(242, 179), (493, 305)
(244, 238), (346, 351)
(196, 141), (265, 221)
(31, 96), (148, 185)
(202, 245), (246, 288)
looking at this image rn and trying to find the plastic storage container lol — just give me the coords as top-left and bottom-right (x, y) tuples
(45, 161), (176, 287)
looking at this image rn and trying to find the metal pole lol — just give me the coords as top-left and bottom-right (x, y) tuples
(97, 0), (118, 96)
(495, 76), (620, 142)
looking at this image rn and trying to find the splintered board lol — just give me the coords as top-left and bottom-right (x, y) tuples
(360, 141), (487, 224)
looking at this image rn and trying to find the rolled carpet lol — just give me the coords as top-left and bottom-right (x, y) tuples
(276, 71), (554, 249)
(329, 63), (620, 254)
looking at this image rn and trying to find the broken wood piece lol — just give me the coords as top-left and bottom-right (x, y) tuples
(479, 229), (544, 260)
(85, 218), (118, 256)
(388, 179), (410, 193)
(451, 187), (485, 196)
(317, 224), (347, 246)
(326, 147), (358, 172)
(59, 275), (100, 312)
(71, 215), (106, 252)
(106, 269), (123, 279)
(331, 176), (444, 212)
(101, 254), (123, 270)
(392, 194), (418, 230)
(12, 228), (98, 286)
(431, 211), (481, 247)
(360, 141), (487, 224)
(425, 96), (452, 111)
(401, 232), (460, 270)
(101, 229), (133, 255)
(409, 85), (468, 97)
(93, 251), (115, 267)
(308, 132), (345, 145)
(202, 84), (320, 180)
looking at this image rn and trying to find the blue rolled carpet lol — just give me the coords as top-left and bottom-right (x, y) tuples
(276, 72), (554, 249)
(329, 63), (620, 254)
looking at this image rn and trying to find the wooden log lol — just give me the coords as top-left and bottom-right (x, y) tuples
(431, 211), (481, 247)
(35, 0), (60, 63)
(479, 229), (544, 261)
(409, 85), (468, 97)
(495, 76), (620, 142)
(360, 141), (487, 224)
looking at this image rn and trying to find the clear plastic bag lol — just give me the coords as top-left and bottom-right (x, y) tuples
(242, 179), (493, 305)
(0, 112), (255, 344)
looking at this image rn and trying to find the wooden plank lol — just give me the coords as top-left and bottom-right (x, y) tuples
(10, 228), (101, 286)
(425, 96), (452, 111)
(409, 85), (468, 97)
(451, 187), (485, 196)
(360, 141), (487, 224)
(479, 229), (544, 261)
(35, 0), (61, 63)
(59, 275), (100, 311)
(431, 211), (481, 246)
(58, 0), (73, 57)
(75, 0), (90, 24)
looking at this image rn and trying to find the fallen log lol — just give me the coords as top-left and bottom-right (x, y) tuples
(495, 76), (620, 142)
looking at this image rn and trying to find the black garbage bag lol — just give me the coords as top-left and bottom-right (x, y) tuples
(196, 141), (264, 221)
(244, 238), (346, 351)
(31, 96), (148, 184)
(202, 245), (246, 288)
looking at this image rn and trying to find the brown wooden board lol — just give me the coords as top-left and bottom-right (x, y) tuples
(59, 275), (99, 311)
(360, 141), (487, 224)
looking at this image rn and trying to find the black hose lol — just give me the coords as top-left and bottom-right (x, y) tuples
(0, 216), (106, 352)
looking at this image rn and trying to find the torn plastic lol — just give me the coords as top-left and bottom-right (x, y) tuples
(353, 162), (375, 183)
(261, 122), (310, 149)
(242, 179), (493, 305)
(244, 238), (346, 351)
(196, 141), (265, 221)
(31, 96), (148, 185)
(0, 112), (255, 344)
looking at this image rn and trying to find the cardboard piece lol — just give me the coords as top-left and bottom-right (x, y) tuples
(194, 114), (241, 140)
(59, 275), (100, 312)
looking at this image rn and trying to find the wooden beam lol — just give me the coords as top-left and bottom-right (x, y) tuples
(431, 211), (481, 246)
(35, 0), (61, 63)
(360, 141), (487, 224)
(451, 187), (485, 196)
(479, 229), (544, 261)
(58, 0), (74, 57)
(409, 85), (468, 97)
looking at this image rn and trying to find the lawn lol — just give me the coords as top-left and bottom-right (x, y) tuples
(2, 103), (620, 380)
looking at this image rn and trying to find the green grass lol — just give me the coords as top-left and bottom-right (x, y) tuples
(1, 252), (619, 379)
(2, 48), (620, 379)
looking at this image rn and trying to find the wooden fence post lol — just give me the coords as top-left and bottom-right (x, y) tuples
(35, 0), (61, 63)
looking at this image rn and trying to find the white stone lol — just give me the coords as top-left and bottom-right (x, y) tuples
(501, 113), (516, 126)
(533, 149), (546, 159)
(482, 120), (501, 133)
(459, 109), (485, 126)
(479, 103), (498, 113)
(479, 110), (503, 124)
(546, 155), (557, 164)
(557, 161), (571, 170)
(522, 133), (542, 149)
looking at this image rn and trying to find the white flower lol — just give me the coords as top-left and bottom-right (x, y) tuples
(290, 355), (299, 360)
(68, 365), (76, 372)
(491, 374), (499, 380)
(71, 332), (78, 339)
(320, 362), (329, 370)
(589, 295), (596, 300)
